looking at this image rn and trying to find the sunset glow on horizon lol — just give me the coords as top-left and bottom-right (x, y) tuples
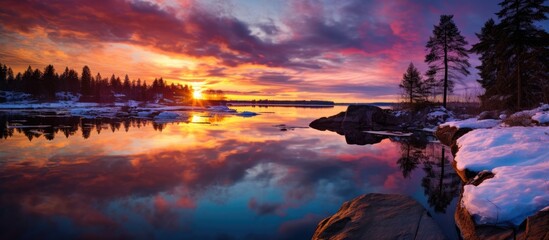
(1, 0), (547, 102)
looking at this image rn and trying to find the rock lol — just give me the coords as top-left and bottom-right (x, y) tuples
(309, 112), (347, 131)
(467, 170), (495, 186)
(310, 105), (455, 133)
(342, 105), (387, 128)
(478, 110), (500, 120)
(518, 209), (549, 240)
(309, 105), (389, 131)
(312, 193), (445, 240)
(455, 190), (549, 240)
(434, 125), (472, 148)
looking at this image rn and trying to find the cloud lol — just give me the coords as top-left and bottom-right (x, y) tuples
(0, 0), (429, 70)
(1, 0), (529, 101)
(248, 198), (285, 216)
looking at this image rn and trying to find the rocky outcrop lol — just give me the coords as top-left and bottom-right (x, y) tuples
(310, 104), (454, 134)
(309, 105), (392, 131)
(435, 125), (549, 240)
(312, 193), (445, 240)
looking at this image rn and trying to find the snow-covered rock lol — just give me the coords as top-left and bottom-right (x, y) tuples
(0, 91), (34, 102)
(462, 161), (549, 225)
(427, 106), (454, 120)
(532, 111), (549, 124)
(440, 118), (501, 129)
(454, 127), (549, 226)
(55, 92), (80, 101)
(154, 111), (181, 119)
(208, 105), (237, 112)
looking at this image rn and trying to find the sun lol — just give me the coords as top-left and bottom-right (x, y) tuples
(193, 90), (203, 99)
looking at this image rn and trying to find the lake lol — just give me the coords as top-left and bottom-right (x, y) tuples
(0, 106), (461, 239)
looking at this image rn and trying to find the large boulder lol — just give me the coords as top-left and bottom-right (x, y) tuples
(312, 193), (445, 240)
(434, 125), (472, 155)
(309, 111), (347, 131)
(309, 105), (389, 131)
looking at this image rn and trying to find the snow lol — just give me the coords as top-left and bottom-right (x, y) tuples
(393, 110), (405, 117)
(137, 111), (153, 117)
(123, 100), (139, 108)
(428, 110), (446, 117)
(454, 127), (549, 171)
(55, 92), (80, 101)
(455, 127), (549, 225)
(154, 111), (181, 119)
(513, 104), (549, 118)
(421, 127), (436, 133)
(0, 102), (99, 109)
(0, 91), (34, 102)
(532, 111), (549, 124)
(439, 118), (501, 129)
(462, 161), (549, 225)
(208, 105), (237, 112)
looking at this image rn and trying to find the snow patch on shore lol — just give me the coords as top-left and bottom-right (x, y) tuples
(154, 112), (182, 119)
(463, 160), (549, 225)
(455, 127), (549, 171)
(455, 127), (549, 226)
(532, 111), (549, 124)
(440, 118), (501, 129)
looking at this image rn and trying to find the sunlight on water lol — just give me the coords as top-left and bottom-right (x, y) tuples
(0, 106), (460, 239)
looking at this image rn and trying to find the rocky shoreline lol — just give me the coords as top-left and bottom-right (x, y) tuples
(310, 104), (548, 240)
(435, 124), (548, 240)
(309, 104), (455, 132)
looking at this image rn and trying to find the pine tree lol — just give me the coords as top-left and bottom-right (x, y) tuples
(21, 66), (33, 94)
(42, 65), (57, 99)
(109, 74), (117, 92)
(0, 64), (7, 90)
(31, 68), (42, 96)
(471, 19), (499, 90)
(399, 63), (427, 105)
(81, 66), (92, 96)
(495, 0), (548, 109)
(59, 67), (70, 92)
(123, 74), (131, 94)
(67, 69), (80, 93)
(425, 15), (470, 108)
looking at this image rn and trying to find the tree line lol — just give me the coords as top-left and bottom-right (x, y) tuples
(0, 64), (194, 103)
(400, 0), (548, 110)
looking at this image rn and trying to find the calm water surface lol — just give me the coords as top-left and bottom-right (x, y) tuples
(0, 106), (460, 239)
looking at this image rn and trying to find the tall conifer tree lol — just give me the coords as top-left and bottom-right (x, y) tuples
(425, 15), (470, 108)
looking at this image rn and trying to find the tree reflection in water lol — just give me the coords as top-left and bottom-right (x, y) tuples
(396, 134), (461, 213)
(0, 113), (227, 141)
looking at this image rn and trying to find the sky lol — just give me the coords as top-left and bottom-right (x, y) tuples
(0, 0), (547, 102)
